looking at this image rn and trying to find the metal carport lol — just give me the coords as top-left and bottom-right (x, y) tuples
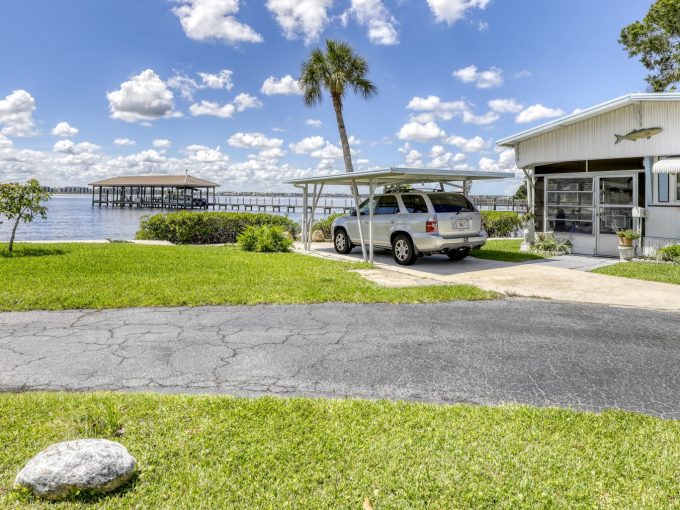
(286, 167), (510, 263)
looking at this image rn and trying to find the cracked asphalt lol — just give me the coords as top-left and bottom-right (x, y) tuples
(1, 299), (680, 418)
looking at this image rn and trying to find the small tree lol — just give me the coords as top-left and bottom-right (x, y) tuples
(619, 0), (680, 92)
(513, 182), (527, 200)
(0, 179), (51, 253)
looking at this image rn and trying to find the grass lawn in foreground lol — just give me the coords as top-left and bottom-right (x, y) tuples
(470, 239), (546, 263)
(0, 243), (494, 311)
(2, 393), (680, 509)
(592, 261), (680, 285)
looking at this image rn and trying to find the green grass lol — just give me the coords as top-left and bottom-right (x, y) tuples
(2, 393), (680, 509)
(0, 243), (495, 311)
(470, 239), (546, 263)
(592, 261), (680, 285)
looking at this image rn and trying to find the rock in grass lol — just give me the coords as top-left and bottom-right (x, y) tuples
(14, 439), (136, 500)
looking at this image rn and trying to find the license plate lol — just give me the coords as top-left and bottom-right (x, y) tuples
(455, 219), (470, 230)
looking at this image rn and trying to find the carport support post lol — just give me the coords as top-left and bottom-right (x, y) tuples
(350, 179), (367, 261)
(302, 184), (309, 250)
(307, 184), (324, 247)
(368, 181), (375, 264)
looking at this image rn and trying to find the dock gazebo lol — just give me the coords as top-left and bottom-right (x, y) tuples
(89, 174), (219, 209)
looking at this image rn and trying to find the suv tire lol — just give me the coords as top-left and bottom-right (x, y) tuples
(333, 228), (353, 254)
(392, 234), (417, 265)
(447, 247), (470, 261)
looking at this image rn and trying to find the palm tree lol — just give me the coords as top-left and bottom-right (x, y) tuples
(299, 39), (377, 259)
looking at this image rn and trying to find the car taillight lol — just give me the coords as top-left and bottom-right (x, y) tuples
(426, 215), (439, 233)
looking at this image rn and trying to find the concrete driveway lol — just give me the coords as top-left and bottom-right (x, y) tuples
(297, 243), (680, 312)
(2, 300), (680, 418)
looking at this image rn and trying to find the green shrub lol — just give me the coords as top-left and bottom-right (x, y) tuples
(531, 233), (572, 255)
(237, 225), (293, 253)
(136, 212), (298, 244)
(657, 244), (680, 263)
(312, 212), (346, 239)
(480, 211), (522, 238)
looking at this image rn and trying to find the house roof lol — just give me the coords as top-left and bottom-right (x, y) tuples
(89, 174), (220, 187)
(497, 93), (680, 147)
(286, 167), (510, 187)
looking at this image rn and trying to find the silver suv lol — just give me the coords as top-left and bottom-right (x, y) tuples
(331, 191), (486, 265)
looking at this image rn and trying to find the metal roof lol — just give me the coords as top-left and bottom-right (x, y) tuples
(89, 174), (220, 187)
(497, 93), (680, 147)
(286, 167), (510, 186)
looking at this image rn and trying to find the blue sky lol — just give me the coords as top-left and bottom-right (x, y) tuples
(0, 0), (652, 193)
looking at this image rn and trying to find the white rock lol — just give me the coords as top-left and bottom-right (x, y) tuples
(311, 229), (326, 242)
(14, 439), (136, 500)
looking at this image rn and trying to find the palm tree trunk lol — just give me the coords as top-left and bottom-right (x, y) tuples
(332, 93), (367, 260)
(8, 217), (20, 254)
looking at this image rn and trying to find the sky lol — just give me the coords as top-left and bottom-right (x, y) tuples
(0, 0), (653, 194)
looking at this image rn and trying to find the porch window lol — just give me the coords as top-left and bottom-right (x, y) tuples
(545, 177), (594, 235)
(658, 173), (670, 203)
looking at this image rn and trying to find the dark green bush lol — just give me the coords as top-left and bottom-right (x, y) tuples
(480, 211), (522, 238)
(237, 225), (293, 253)
(312, 212), (346, 239)
(136, 212), (299, 244)
(657, 244), (680, 263)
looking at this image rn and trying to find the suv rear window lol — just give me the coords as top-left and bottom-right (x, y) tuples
(401, 194), (429, 213)
(428, 193), (475, 213)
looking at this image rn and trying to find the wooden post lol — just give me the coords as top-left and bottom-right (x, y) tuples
(91, 186), (95, 206)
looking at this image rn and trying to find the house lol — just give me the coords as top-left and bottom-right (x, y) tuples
(498, 93), (680, 256)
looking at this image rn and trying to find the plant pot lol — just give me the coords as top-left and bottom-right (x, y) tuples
(618, 245), (634, 261)
(618, 237), (633, 247)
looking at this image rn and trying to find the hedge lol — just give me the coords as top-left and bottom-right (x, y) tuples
(312, 212), (346, 240)
(480, 211), (522, 238)
(136, 211), (299, 244)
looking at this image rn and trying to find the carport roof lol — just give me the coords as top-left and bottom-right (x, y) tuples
(286, 167), (510, 187)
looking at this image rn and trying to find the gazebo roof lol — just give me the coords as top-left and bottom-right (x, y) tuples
(89, 174), (219, 187)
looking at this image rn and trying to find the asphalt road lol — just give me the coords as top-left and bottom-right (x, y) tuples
(1, 300), (679, 418)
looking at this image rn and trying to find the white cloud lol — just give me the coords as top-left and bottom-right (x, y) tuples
(233, 92), (263, 112)
(426, 0), (490, 24)
(346, 0), (399, 45)
(261, 75), (302, 96)
(114, 138), (136, 146)
(107, 69), (179, 123)
(172, 0), (263, 45)
(53, 140), (100, 154)
(514, 70), (532, 78)
(306, 119), (322, 127)
(404, 149), (423, 167)
(453, 65), (503, 88)
(51, 121), (79, 138)
(189, 100), (236, 118)
(289, 136), (325, 154)
(428, 145), (466, 168)
(406, 95), (468, 121)
(478, 148), (518, 174)
(348, 135), (361, 145)
(265, 0), (331, 44)
(228, 132), (283, 149)
(488, 98), (524, 113)
(515, 104), (565, 124)
(255, 147), (286, 160)
(397, 121), (446, 142)
(462, 110), (500, 125)
(0, 134), (12, 148)
(197, 70), (234, 90)
(311, 142), (343, 159)
(0, 89), (37, 137)
(445, 134), (487, 152)
(168, 69), (234, 100)
(153, 139), (172, 148)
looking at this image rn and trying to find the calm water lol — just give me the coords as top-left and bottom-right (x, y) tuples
(0, 195), (308, 241)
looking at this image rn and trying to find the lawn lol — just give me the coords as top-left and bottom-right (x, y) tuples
(0, 243), (495, 311)
(470, 239), (546, 263)
(592, 261), (680, 285)
(2, 393), (680, 509)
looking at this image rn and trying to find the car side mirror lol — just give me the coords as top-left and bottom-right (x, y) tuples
(349, 208), (357, 216)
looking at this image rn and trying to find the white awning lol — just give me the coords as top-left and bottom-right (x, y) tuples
(653, 158), (680, 174)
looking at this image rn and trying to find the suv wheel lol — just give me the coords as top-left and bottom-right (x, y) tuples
(334, 229), (353, 254)
(392, 234), (417, 266)
(447, 247), (470, 261)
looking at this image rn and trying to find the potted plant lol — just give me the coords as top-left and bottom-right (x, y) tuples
(616, 229), (640, 247)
